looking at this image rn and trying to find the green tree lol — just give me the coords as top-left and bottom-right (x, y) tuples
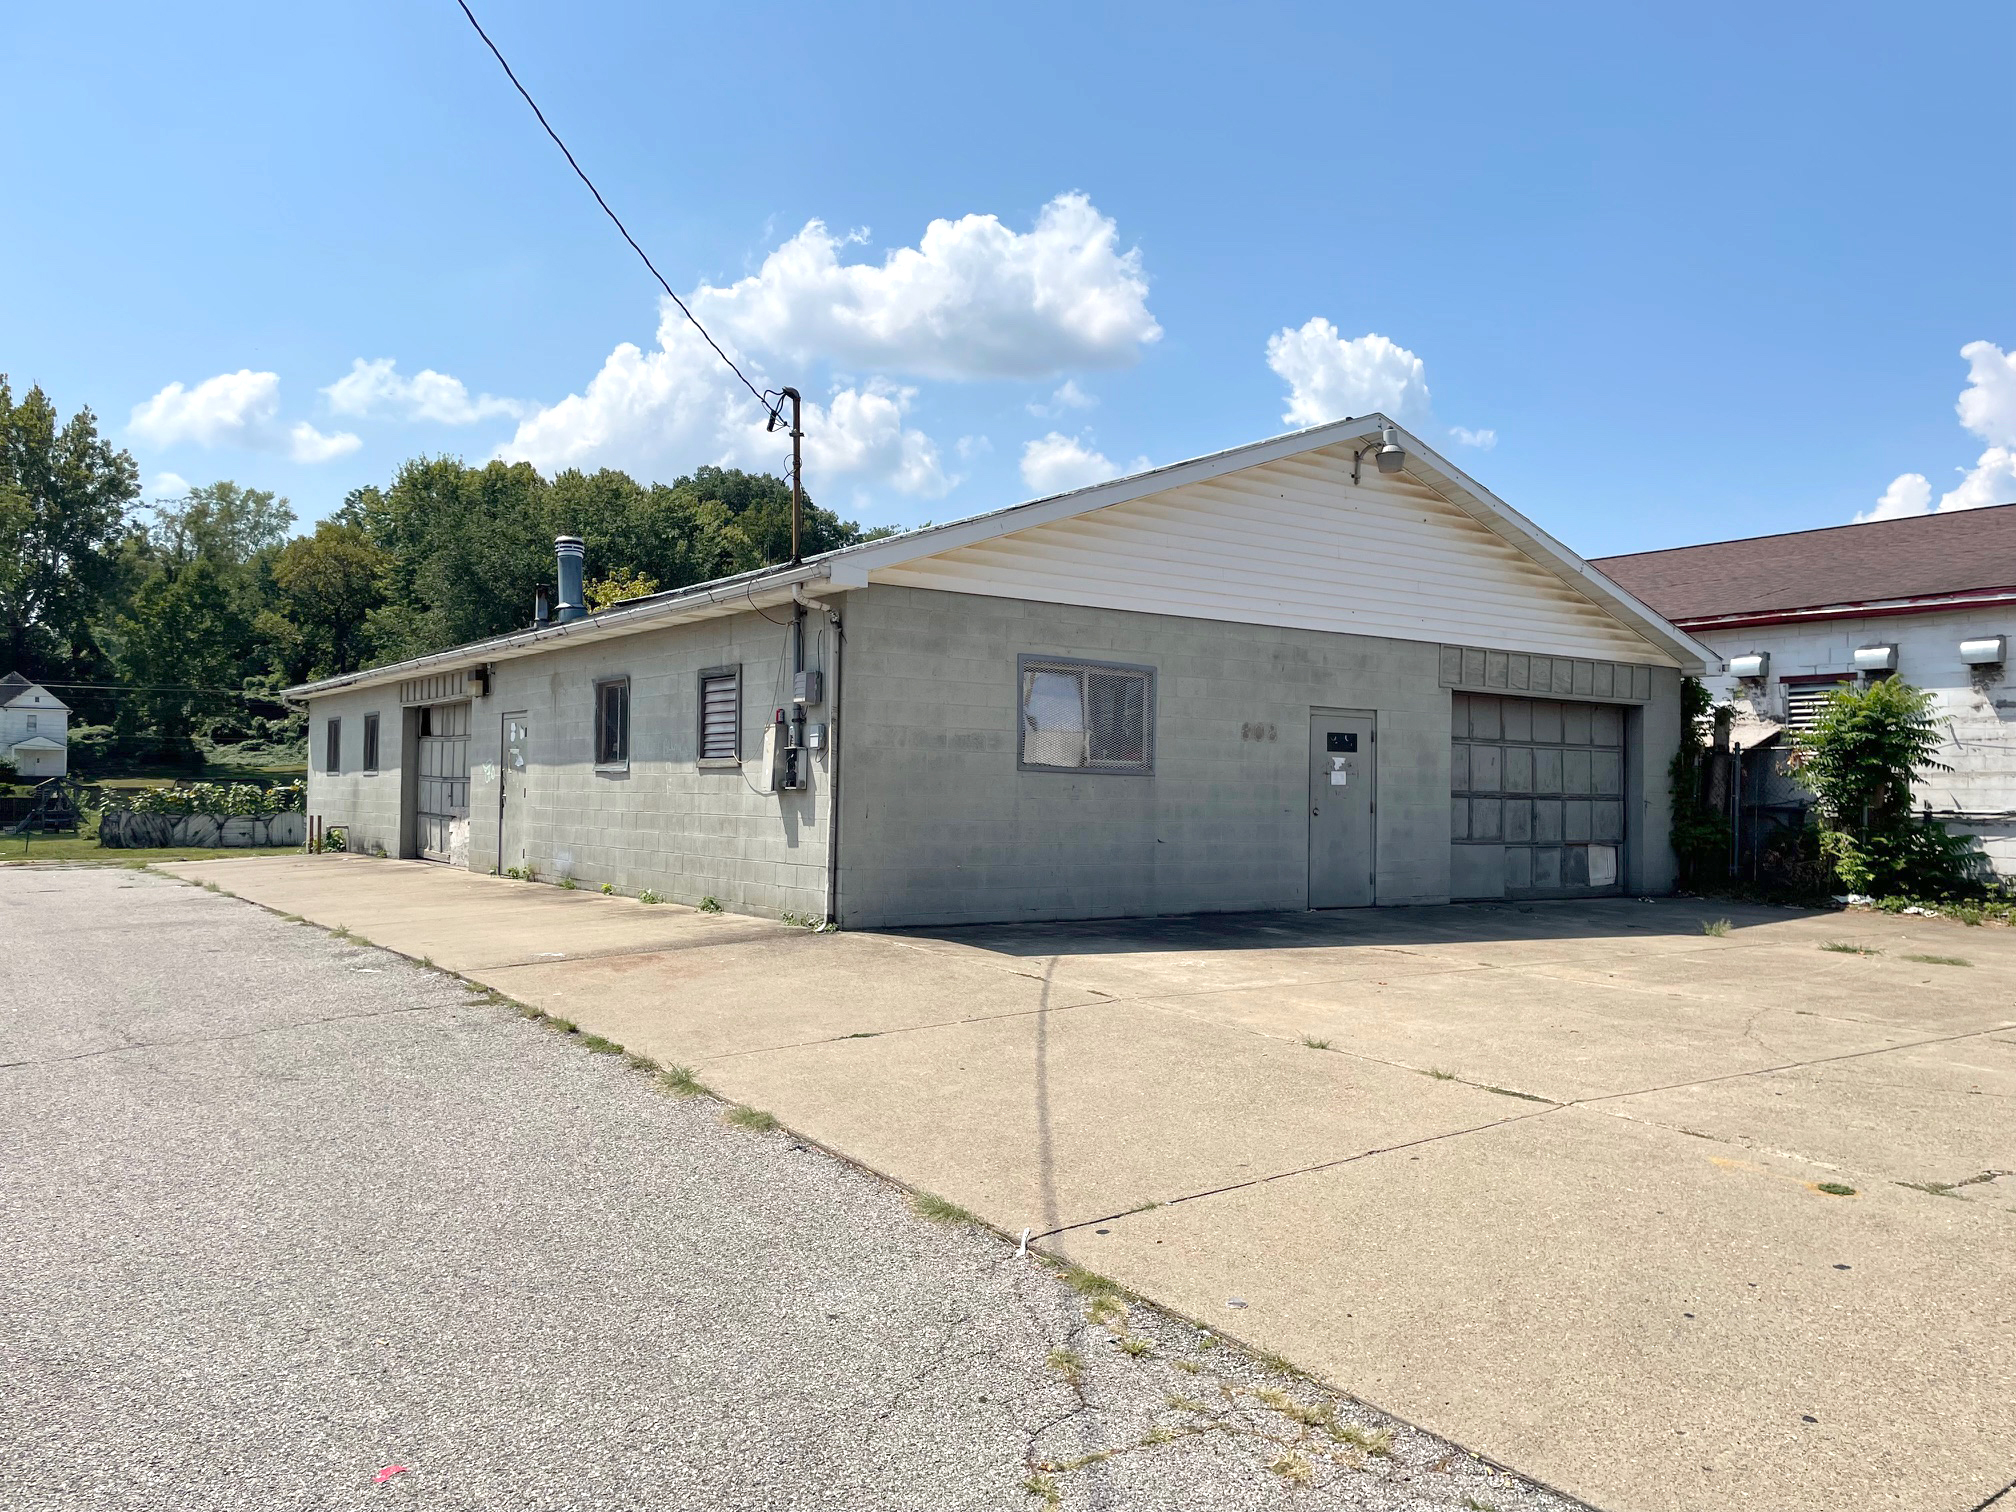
(1668, 675), (1730, 888)
(0, 377), (138, 677)
(1791, 678), (1981, 897)
(265, 520), (389, 682)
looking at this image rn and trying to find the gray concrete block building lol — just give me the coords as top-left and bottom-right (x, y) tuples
(291, 416), (1715, 927)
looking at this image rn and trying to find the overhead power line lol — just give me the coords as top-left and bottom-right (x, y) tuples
(451, 0), (776, 416)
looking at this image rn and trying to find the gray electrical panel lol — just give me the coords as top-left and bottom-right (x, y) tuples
(793, 670), (823, 706)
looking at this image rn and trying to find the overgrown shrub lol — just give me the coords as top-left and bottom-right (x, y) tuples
(1669, 676), (1731, 887)
(1790, 679), (1983, 898)
(101, 780), (306, 817)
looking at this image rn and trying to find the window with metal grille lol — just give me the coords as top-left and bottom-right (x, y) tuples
(325, 718), (341, 774)
(698, 667), (740, 761)
(595, 679), (629, 767)
(1782, 676), (1852, 731)
(1018, 656), (1155, 773)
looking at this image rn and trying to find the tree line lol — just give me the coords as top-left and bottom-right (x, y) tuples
(1, 376), (886, 767)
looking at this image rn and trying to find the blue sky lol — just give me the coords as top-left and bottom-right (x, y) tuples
(4, 1), (2011, 553)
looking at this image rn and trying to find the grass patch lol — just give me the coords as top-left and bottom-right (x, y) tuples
(1330, 1423), (1394, 1456)
(576, 1033), (625, 1056)
(1057, 1264), (1122, 1301)
(724, 1105), (779, 1132)
(910, 1191), (974, 1225)
(1462, 1499), (1498, 1512)
(637, 889), (662, 905)
(1902, 952), (1971, 966)
(622, 1051), (657, 1072)
(657, 1065), (704, 1097)
(1301, 1035), (1333, 1050)
(1484, 1085), (1555, 1104)
(1816, 1181), (1858, 1197)
(1821, 940), (1881, 955)
(1044, 1346), (1083, 1384)
(1117, 1334), (1152, 1358)
(1021, 1471), (1060, 1507)
(1267, 1452), (1314, 1486)
(1701, 917), (1731, 937)
(1086, 1294), (1128, 1327)
(698, 895), (722, 913)
(600, 882), (615, 894)
(559, 876), (577, 890)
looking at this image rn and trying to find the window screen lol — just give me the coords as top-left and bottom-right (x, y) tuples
(1018, 657), (1154, 772)
(362, 713), (380, 771)
(698, 668), (740, 760)
(595, 679), (629, 766)
(325, 718), (341, 774)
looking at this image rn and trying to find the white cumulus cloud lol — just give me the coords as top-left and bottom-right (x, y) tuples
(1018, 432), (1147, 495)
(1028, 379), (1097, 418)
(1266, 321), (1433, 430)
(1448, 426), (1497, 450)
(1860, 341), (2016, 519)
(1857, 473), (1932, 523)
(497, 316), (952, 498)
(129, 369), (360, 463)
(691, 193), (1160, 381)
(143, 470), (191, 500)
(323, 358), (527, 425)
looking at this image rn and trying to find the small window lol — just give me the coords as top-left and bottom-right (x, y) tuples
(596, 678), (630, 767)
(1018, 656), (1155, 773)
(325, 718), (342, 774)
(698, 667), (740, 761)
(24, 714), (35, 732)
(362, 713), (380, 772)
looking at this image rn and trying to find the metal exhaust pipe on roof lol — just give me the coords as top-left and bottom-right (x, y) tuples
(555, 537), (586, 624)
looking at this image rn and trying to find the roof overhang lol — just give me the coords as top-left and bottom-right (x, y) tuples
(288, 415), (1717, 701)
(1678, 586), (2016, 634)
(9, 736), (65, 752)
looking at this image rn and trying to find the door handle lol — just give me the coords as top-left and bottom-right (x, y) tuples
(1311, 806), (1319, 817)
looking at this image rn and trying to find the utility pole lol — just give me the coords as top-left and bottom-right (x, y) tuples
(770, 388), (808, 790)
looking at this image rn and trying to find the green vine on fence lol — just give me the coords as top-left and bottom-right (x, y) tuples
(100, 780), (306, 817)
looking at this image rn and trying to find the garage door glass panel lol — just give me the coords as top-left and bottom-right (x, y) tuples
(1452, 692), (1625, 900)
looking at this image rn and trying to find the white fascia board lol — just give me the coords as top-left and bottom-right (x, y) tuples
(1390, 430), (1720, 674)
(285, 563), (828, 702)
(823, 414), (1716, 675)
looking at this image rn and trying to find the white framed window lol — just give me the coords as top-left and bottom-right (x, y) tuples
(698, 666), (740, 762)
(1017, 655), (1155, 774)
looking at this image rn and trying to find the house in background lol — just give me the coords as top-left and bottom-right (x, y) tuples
(288, 415), (1714, 927)
(1594, 503), (2016, 880)
(0, 673), (69, 779)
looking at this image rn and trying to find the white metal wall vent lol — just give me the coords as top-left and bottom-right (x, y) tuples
(1852, 644), (1898, 674)
(1959, 636), (2007, 666)
(1728, 653), (1769, 680)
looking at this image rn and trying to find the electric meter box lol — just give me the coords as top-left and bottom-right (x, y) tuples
(793, 670), (823, 706)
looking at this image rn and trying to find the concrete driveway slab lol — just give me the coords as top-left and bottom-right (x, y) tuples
(1131, 971), (1929, 1103)
(475, 932), (1111, 1062)
(1068, 1108), (2016, 1512)
(698, 1000), (1531, 1235)
(1597, 1030), (2016, 1198)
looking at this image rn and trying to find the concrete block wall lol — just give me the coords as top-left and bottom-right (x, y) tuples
(305, 686), (404, 857)
(1699, 608), (2016, 876)
(458, 607), (830, 918)
(833, 584), (1678, 928)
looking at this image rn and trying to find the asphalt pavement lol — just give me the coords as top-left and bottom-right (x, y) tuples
(0, 866), (1576, 1511)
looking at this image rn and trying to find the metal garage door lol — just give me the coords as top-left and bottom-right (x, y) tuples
(415, 701), (470, 864)
(1451, 692), (1624, 899)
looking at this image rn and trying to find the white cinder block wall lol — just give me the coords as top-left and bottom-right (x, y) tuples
(1700, 608), (2016, 877)
(306, 685), (404, 855)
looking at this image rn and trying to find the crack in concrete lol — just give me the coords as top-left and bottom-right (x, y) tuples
(0, 1003), (444, 1071)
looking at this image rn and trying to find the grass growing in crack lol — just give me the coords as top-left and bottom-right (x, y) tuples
(559, 877), (577, 890)
(1821, 940), (1880, 955)
(1267, 1452), (1314, 1485)
(1816, 1181), (1858, 1196)
(1171, 1358), (1201, 1375)
(724, 1105), (779, 1132)
(576, 1033), (626, 1056)
(698, 895), (722, 913)
(1117, 1335), (1152, 1358)
(1301, 1035), (1333, 1050)
(1330, 1423), (1394, 1455)
(545, 1015), (579, 1034)
(1045, 1346), (1083, 1384)
(1086, 1294), (1129, 1328)
(1461, 1499), (1498, 1512)
(1021, 1472), (1061, 1508)
(910, 1191), (974, 1225)
(601, 882), (615, 894)
(1424, 1067), (1458, 1081)
(1899, 1180), (1962, 1198)
(1903, 952), (1971, 966)
(657, 1065), (704, 1097)
(1701, 917), (1731, 937)
(1140, 1424), (1178, 1445)
(638, 889), (662, 905)
(622, 1051), (657, 1072)
(1484, 1085), (1554, 1104)
(1166, 1393), (1207, 1412)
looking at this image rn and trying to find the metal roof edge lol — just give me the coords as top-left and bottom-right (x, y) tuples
(284, 561), (827, 701)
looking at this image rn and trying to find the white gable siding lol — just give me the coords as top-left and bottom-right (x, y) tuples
(867, 448), (1676, 667)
